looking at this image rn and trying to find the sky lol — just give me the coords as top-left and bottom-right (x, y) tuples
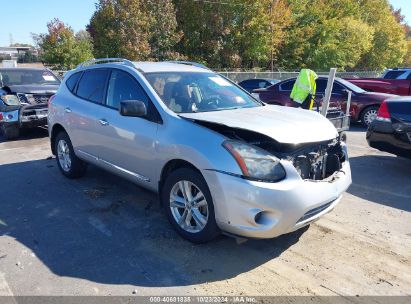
(0, 0), (96, 46)
(0, 0), (410, 46)
(390, 0), (411, 24)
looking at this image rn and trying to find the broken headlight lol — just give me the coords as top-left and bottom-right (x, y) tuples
(223, 140), (286, 182)
(0, 94), (20, 106)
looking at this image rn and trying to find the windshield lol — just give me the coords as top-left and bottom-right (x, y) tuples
(144, 72), (262, 113)
(0, 69), (60, 86)
(337, 78), (366, 93)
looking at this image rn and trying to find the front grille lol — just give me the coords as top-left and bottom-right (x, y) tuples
(17, 93), (51, 105)
(33, 94), (50, 104)
(297, 201), (333, 223)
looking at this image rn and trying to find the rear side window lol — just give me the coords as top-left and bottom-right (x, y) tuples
(406, 72), (411, 80)
(383, 71), (405, 79)
(76, 69), (110, 103)
(258, 81), (269, 88)
(65, 72), (82, 93)
(280, 80), (295, 91)
(247, 80), (260, 86)
(332, 83), (345, 94)
(316, 79), (327, 93)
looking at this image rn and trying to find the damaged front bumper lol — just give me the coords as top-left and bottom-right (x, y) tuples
(202, 144), (352, 239)
(0, 105), (48, 128)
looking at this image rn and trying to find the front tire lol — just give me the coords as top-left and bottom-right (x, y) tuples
(360, 106), (379, 127)
(1, 124), (20, 140)
(162, 168), (219, 243)
(55, 131), (87, 178)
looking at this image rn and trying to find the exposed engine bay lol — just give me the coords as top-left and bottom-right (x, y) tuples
(191, 119), (346, 181)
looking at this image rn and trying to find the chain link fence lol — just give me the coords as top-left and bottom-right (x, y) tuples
(53, 70), (383, 82)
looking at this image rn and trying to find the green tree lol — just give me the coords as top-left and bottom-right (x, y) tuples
(144, 0), (182, 60)
(391, 5), (411, 67)
(88, 0), (181, 60)
(37, 18), (93, 70)
(405, 39), (411, 67)
(10, 43), (32, 47)
(278, 0), (373, 70)
(173, 0), (238, 67)
(173, 0), (291, 69)
(233, 0), (292, 69)
(308, 17), (374, 70)
(356, 0), (408, 69)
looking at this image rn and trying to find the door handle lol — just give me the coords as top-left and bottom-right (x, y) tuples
(98, 119), (109, 126)
(64, 107), (72, 113)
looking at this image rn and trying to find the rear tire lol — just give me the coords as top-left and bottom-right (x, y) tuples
(1, 124), (20, 140)
(161, 167), (219, 243)
(360, 106), (379, 127)
(55, 131), (87, 178)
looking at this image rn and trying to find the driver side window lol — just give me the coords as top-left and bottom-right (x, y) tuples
(106, 70), (149, 109)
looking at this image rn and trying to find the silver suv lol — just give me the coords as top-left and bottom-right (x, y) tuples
(48, 58), (351, 243)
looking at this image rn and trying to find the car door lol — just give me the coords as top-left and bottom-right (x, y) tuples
(276, 79), (296, 106)
(66, 69), (110, 160)
(92, 68), (160, 187)
(315, 79), (347, 110)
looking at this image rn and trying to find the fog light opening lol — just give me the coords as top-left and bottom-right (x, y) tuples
(254, 211), (263, 225)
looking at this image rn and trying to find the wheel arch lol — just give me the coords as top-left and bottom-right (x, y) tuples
(158, 159), (203, 201)
(50, 123), (67, 155)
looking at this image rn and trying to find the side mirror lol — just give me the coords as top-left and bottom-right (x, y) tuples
(119, 100), (147, 117)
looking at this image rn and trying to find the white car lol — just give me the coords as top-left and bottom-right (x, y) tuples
(48, 58), (352, 243)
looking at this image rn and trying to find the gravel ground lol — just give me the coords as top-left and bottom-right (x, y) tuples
(0, 126), (410, 297)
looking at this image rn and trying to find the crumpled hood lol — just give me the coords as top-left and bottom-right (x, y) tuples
(180, 105), (338, 144)
(6, 84), (59, 94)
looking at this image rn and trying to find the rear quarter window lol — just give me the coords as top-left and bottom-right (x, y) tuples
(65, 72), (82, 93)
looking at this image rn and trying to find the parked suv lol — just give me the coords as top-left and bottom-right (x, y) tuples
(48, 58), (352, 243)
(0, 68), (60, 139)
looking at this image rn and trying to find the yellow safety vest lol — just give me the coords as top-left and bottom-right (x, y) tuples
(290, 69), (318, 109)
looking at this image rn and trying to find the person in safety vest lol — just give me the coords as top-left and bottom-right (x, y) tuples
(290, 69), (318, 110)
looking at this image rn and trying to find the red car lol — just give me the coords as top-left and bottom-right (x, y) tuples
(253, 76), (397, 127)
(345, 78), (411, 96)
(345, 68), (411, 96)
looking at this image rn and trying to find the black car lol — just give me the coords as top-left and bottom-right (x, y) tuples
(366, 97), (411, 159)
(0, 68), (60, 139)
(238, 78), (279, 93)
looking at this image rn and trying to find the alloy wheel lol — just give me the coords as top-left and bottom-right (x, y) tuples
(169, 180), (209, 233)
(363, 109), (378, 126)
(57, 139), (72, 172)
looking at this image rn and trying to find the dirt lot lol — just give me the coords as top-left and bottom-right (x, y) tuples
(0, 126), (410, 297)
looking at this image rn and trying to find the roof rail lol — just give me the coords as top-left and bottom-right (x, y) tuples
(166, 61), (209, 70)
(76, 58), (135, 69)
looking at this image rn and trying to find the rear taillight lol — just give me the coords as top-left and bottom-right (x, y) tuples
(376, 101), (391, 122)
(0, 113), (3, 121)
(48, 94), (56, 108)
